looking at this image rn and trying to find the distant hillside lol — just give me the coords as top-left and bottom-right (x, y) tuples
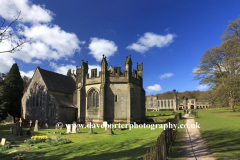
(153, 90), (211, 100)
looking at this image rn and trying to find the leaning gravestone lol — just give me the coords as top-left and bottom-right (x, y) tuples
(67, 125), (71, 133)
(16, 122), (20, 135)
(34, 120), (38, 131)
(1, 138), (6, 145)
(10, 127), (13, 134)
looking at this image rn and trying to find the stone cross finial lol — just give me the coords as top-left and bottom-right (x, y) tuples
(102, 54), (104, 58)
(19, 118), (22, 128)
(126, 56), (128, 59)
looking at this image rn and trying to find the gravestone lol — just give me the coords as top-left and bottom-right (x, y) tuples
(4, 121), (6, 125)
(103, 121), (108, 130)
(72, 124), (77, 133)
(16, 122), (20, 135)
(34, 120), (38, 131)
(19, 118), (22, 129)
(25, 130), (31, 137)
(67, 125), (71, 133)
(29, 120), (32, 130)
(39, 119), (43, 128)
(107, 123), (114, 135)
(1, 138), (6, 145)
(45, 123), (48, 129)
(55, 124), (58, 129)
(88, 122), (93, 134)
(10, 127), (13, 134)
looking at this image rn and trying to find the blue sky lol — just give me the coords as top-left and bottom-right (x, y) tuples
(0, 0), (240, 95)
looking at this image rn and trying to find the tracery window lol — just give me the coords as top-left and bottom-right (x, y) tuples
(30, 83), (43, 107)
(88, 89), (99, 108)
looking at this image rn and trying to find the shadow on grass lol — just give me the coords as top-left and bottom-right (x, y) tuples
(200, 129), (240, 156)
(1, 139), (156, 160)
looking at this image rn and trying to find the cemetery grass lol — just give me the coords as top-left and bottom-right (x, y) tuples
(0, 112), (177, 160)
(193, 107), (240, 159)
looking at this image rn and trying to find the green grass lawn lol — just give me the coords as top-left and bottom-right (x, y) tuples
(146, 111), (175, 119)
(167, 118), (186, 160)
(193, 107), (240, 160)
(0, 111), (178, 160)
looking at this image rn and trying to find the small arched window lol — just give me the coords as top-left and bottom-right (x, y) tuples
(88, 89), (99, 108)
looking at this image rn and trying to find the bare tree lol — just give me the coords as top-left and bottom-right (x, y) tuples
(0, 11), (30, 54)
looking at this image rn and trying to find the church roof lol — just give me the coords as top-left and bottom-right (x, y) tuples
(38, 67), (76, 94)
(50, 92), (77, 108)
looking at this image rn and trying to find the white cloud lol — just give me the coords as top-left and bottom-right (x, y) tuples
(89, 38), (118, 62)
(71, 60), (76, 63)
(50, 62), (101, 77)
(10, 24), (84, 63)
(0, 0), (53, 23)
(0, 0), (84, 74)
(126, 32), (176, 53)
(159, 73), (174, 80)
(0, 53), (16, 73)
(20, 70), (34, 78)
(196, 84), (208, 90)
(146, 84), (162, 93)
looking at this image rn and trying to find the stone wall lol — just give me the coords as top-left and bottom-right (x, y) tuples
(58, 107), (76, 124)
(22, 68), (48, 122)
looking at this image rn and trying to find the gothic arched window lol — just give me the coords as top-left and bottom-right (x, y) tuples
(88, 89), (99, 108)
(31, 84), (43, 107)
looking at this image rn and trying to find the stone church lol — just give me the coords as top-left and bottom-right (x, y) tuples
(21, 55), (145, 125)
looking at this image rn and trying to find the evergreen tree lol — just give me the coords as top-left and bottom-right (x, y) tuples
(0, 84), (10, 121)
(4, 63), (24, 122)
(67, 69), (72, 77)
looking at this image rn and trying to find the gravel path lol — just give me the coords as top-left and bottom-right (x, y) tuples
(183, 114), (215, 160)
